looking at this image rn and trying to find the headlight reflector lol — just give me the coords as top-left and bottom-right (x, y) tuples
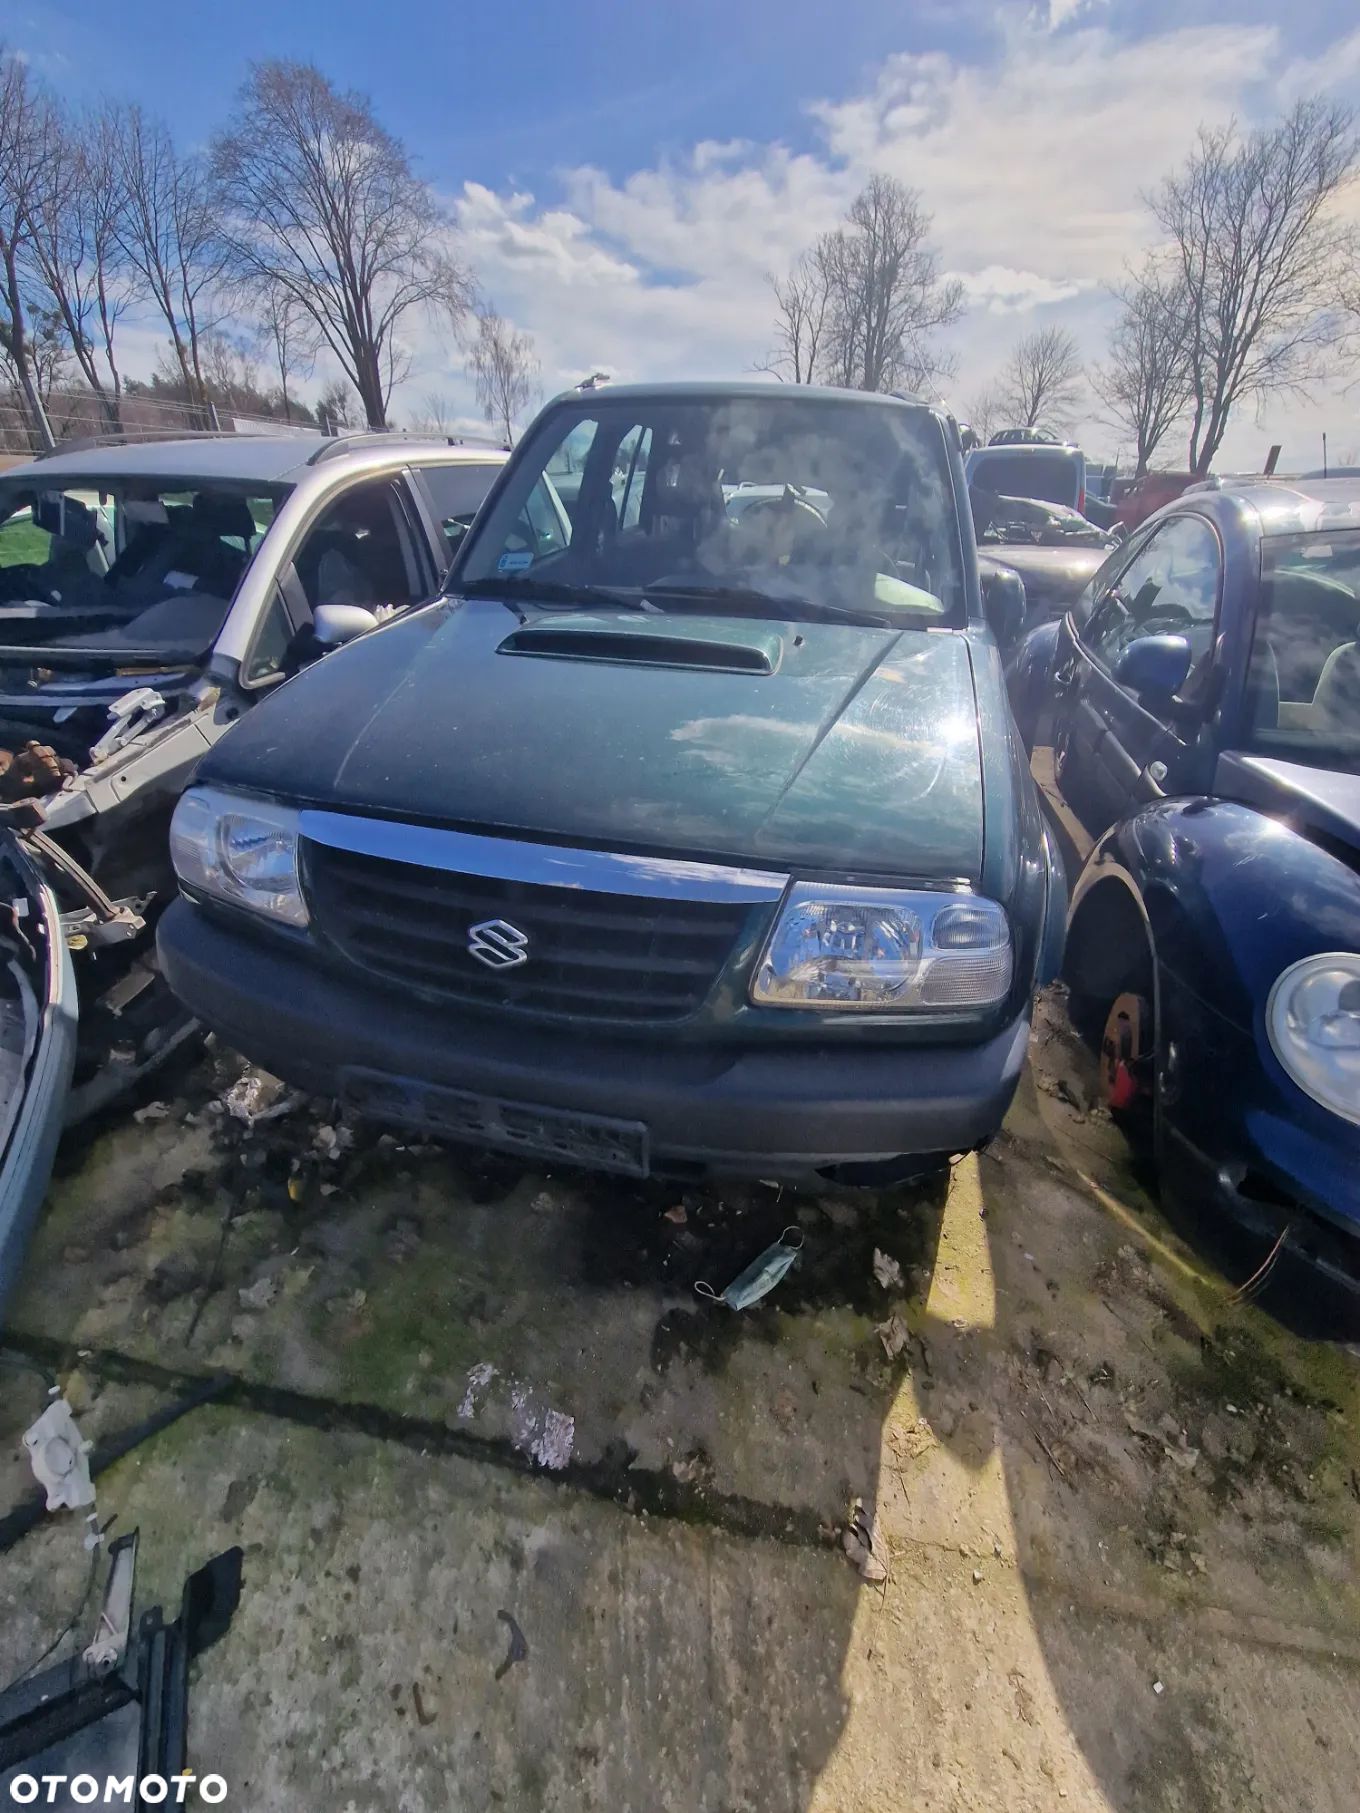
(1266, 952), (1360, 1125)
(169, 786), (308, 927)
(752, 883), (1011, 1011)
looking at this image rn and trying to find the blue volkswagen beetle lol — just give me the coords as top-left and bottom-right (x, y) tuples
(1010, 476), (1360, 1308)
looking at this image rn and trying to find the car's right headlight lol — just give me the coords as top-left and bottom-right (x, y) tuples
(1266, 952), (1360, 1126)
(751, 882), (1012, 1012)
(169, 785), (308, 928)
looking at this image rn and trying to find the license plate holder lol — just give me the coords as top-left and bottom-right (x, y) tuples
(339, 1067), (651, 1177)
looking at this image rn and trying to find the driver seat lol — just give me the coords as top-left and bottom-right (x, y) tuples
(1310, 636), (1360, 732)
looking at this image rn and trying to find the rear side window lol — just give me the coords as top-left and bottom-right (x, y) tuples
(418, 462), (503, 569)
(970, 451), (1080, 508)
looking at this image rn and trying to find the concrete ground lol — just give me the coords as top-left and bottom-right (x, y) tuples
(1, 994), (1357, 1811)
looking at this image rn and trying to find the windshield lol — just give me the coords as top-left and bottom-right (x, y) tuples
(0, 478), (286, 652)
(1244, 530), (1360, 773)
(455, 394), (965, 624)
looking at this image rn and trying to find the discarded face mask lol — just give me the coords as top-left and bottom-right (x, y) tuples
(696, 1227), (804, 1310)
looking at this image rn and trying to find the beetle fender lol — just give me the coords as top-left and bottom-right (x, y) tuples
(1071, 797), (1360, 1033)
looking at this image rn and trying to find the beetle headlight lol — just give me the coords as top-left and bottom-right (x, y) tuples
(752, 883), (1011, 1012)
(169, 785), (308, 928)
(1266, 952), (1360, 1125)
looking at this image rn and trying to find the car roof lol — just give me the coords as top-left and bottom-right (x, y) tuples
(1181, 475), (1360, 537)
(1, 433), (508, 490)
(968, 443), (1081, 458)
(546, 380), (936, 412)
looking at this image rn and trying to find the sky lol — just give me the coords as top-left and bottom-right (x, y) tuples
(10, 0), (1360, 469)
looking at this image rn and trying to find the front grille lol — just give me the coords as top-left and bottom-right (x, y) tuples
(304, 841), (750, 1023)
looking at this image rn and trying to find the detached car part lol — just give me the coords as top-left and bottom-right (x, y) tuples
(0, 1532), (243, 1802)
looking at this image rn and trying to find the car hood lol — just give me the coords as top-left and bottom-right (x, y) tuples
(1216, 753), (1360, 862)
(206, 597), (987, 879)
(979, 543), (1108, 602)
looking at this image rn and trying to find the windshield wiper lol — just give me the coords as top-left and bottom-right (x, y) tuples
(639, 582), (893, 630)
(461, 576), (655, 612)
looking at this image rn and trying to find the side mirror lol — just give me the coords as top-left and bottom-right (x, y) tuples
(1113, 633), (1193, 706)
(312, 603), (380, 648)
(980, 563), (1026, 649)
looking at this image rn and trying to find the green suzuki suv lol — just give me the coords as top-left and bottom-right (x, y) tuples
(159, 383), (1064, 1183)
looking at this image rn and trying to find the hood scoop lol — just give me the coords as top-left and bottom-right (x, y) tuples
(499, 613), (783, 675)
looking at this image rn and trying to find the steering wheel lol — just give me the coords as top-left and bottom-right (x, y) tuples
(1147, 603), (1194, 630)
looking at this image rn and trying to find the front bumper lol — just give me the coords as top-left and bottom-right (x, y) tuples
(1157, 962), (1360, 1300)
(158, 900), (1031, 1181)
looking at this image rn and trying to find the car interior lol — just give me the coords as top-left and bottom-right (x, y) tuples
(1248, 561), (1360, 747)
(0, 478), (283, 646)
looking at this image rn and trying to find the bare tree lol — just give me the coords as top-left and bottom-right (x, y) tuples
(767, 176), (962, 394)
(1091, 260), (1194, 474)
(316, 376), (357, 434)
(962, 386), (1003, 446)
(257, 285), (319, 423)
(0, 48), (58, 445)
(26, 104), (136, 427)
(997, 326), (1084, 433)
(1152, 99), (1357, 476)
(0, 299), (71, 403)
(470, 311), (540, 444)
(114, 105), (226, 404)
(414, 389), (458, 433)
(761, 246), (832, 383)
(825, 176), (963, 393)
(212, 61), (473, 429)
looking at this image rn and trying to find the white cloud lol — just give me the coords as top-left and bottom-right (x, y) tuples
(109, 12), (1360, 470)
(956, 266), (1100, 315)
(414, 16), (1316, 458)
(1035, 0), (1109, 31)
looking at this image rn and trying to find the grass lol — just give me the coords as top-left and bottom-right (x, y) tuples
(0, 517), (50, 568)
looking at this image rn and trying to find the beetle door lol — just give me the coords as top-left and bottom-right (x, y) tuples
(1048, 514), (1222, 859)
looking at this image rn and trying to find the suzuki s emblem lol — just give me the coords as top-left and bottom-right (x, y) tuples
(467, 918), (530, 970)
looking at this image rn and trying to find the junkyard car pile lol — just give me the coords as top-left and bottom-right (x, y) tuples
(1, 388), (1357, 1324)
(0, 430), (510, 1311)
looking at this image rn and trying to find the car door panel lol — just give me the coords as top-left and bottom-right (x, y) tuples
(1047, 514), (1222, 862)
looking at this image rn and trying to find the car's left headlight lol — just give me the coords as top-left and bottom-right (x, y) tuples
(169, 785), (308, 928)
(1266, 952), (1360, 1125)
(751, 882), (1011, 1012)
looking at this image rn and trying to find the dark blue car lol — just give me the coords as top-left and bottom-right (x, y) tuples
(1010, 477), (1360, 1308)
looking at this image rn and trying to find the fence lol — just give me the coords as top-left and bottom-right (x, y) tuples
(0, 386), (321, 460)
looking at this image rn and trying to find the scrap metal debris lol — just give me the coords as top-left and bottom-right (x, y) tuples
(0, 741), (75, 803)
(0, 1533), (244, 1784)
(876, 1313), (910, 1360)
(237, 1275), (279, 1312)
(530, 1408), (575, 1472)
(22, 1398), (95, 1512)
(494, 1610), (529, 1681)
(872, 1248), (904, 1291)
(458, 1362), (497, 1420)
(842, 1497), (889, 1585)
(218, 1070), (302, 1126)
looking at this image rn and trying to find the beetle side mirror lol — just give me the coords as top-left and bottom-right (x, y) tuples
(980, 564), (1026, 650)
(312, 603), (380, 647)
(1113, 633), (1193, 707)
